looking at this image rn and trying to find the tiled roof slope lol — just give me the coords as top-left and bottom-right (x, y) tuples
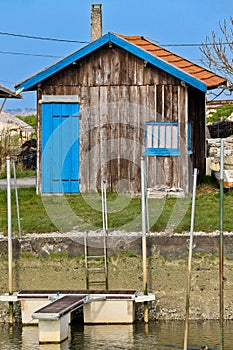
(118, 34), (227, 90)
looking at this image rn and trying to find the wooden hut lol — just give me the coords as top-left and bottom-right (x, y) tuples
(15, 23), (226, 194)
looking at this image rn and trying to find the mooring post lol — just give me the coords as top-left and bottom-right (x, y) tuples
(6, 155), (13, 324)
(219, 139), (224, 350)
(141, 156), (148, 323)
(183, 168), (198, 350)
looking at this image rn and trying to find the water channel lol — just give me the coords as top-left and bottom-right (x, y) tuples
(0, 320), (232, 350)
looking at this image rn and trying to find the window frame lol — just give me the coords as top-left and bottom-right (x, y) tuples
(144, 121), (181, 156)
(144, 121), (192, 156)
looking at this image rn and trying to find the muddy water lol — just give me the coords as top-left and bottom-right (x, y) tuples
(0, 321), (232, 350)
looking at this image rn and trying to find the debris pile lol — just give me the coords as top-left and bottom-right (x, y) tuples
(20, 138), (37, 170)
(207, 115), (233, 139)
(147, 185), (185, 198)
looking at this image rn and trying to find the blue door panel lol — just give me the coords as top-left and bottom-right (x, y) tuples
(42, 103), (80, 193)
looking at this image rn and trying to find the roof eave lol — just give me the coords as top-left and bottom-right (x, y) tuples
(0, 84), (22, 99)
(15, 32), (208, 94)
(206, 81), (228, 90)
(110, 33), (207, 92)
(14, 33), (112, 93)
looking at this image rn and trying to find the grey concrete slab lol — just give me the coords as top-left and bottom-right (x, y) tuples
(0, 177), (36, 189)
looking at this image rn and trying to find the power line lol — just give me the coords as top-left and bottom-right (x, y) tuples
(0, 30), (231, 47)
(0, 50), (61, 58)
(0, 30), (89, 44)
(0, 50), (226, 63)
(0, 31), (230, 60)
(161, 42), (231, 47)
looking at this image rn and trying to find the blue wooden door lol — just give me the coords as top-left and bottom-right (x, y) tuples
(41, 103), (80, 193)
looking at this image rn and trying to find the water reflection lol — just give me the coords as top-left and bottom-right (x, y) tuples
(0, 321), (233, 349)
(39, 341), (69, 350)
(79, 324), (134, 350)
(22, 326), (70, 350)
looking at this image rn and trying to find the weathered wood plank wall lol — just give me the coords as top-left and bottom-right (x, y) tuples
(37, 45), (205, 193)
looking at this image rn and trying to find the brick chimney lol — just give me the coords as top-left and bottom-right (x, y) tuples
(91, 4), (102, 42)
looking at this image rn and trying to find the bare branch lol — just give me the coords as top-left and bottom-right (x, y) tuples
(200, 17), (233, 86)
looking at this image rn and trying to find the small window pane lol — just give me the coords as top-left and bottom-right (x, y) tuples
(172, 125), (178, 148)
(153, 125), (159, 148)
(146, 124), (153, 148)
(159, 125), (165, 148)
(165, 125), (172, 148)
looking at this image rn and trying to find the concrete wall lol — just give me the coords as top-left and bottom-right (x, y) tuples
(1, 232), (233, 322)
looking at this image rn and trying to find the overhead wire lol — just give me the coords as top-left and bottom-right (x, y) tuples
(0, 50), (61, 58)
(0, 30), (89, 44)
(0, 30), (231, 68)
(0, 30), (87, 58)
(161, 42), (231, 47)
(0, 29), (232, 47)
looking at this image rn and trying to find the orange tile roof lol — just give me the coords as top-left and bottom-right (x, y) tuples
(117, 34), (227, 90)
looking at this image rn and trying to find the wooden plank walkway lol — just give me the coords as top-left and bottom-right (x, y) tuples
(32, 295), (86, 320)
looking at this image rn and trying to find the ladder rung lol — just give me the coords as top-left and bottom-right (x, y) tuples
(84, 227), (108, 289)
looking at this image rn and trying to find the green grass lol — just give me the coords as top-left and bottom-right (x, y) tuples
(0, 183), (232, 236)
(207, 105), (233, 123)
(17, 114), (37, 133)
(0, 167), (36, 179)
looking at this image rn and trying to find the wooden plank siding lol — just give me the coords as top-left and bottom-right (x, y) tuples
(37, 44), (205, 192)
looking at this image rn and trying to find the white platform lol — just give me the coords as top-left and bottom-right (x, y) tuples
(38, 314), (70, 343)
(84, 299), (135, 324)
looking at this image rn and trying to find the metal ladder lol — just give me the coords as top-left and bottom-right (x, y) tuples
(84, 181), (108, 290)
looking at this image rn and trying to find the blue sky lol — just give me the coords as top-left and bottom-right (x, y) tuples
(0, 0), (232, 109)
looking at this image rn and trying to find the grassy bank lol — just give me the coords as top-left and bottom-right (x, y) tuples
(0, 180), (233, 235)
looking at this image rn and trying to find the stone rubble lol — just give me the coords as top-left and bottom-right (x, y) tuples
(207, 135), (233, 158)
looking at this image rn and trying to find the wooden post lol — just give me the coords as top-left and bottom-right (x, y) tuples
(0, 97), (7, 113)
(141, 156), (148, 323)
(183, 168), (198, 350)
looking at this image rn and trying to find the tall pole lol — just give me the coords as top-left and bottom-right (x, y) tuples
(6, 155), (13, 324)
(102, 181), (108, 290)
(183, 168), (198, 350)
(12, 157), (21, 238)
(141, 156), (148, 323)
(219, 139), (224, 350)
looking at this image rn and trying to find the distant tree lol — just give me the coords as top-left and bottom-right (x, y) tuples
(200, 17), (233, 87)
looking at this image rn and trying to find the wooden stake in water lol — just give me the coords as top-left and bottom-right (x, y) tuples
(141, 156), (148, 323)
(6, 156), (13, 324)
(183, 168), (198, 350)
(219, 139), (224, 350)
